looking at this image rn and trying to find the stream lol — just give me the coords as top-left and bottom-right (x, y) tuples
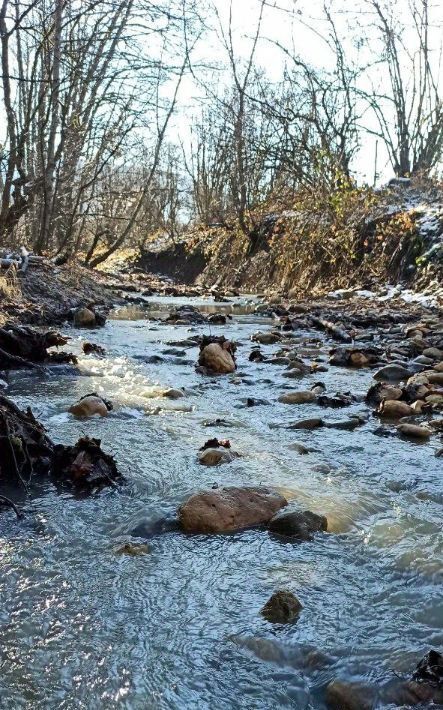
(0, 295), (441, 709)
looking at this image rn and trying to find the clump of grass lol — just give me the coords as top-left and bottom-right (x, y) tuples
(0, 266), (21, 300)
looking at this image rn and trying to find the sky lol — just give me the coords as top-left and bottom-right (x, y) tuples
(173, 0), (443, 185)
(173, 0), (383, 183)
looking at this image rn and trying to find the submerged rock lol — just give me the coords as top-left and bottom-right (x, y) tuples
(178, 486), (288, 533)
(325, 679), (376, 710)
(278, 390), (317, 404)
(288, 417), (324, 430)
(198, 448), (237, 466)
(162, 388), (184, 399)
(260, 590), (302, 624)
(114, 542), (150, 556)
(268, 509), (327, 540)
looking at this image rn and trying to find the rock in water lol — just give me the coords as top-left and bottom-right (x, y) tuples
(325, 680), (376, 710)
(178, 486), (288, 533)
(198, 337), (236, 374)
(377, 400), (413, 418)
(82, 341), (106, 356)
(261, 590), (302, 623)
(278, 390), (317, 404)
(162, 388), (184, 399)
(114, 542), (150, 556)
(73, 307), (96, 327)
(412, 649), (443, 686)
(398, 423), (431, 440)
(251, 331), (281, 345)
(373, 364), (412, 382)
(366, 383), (403, 405)
(268, 509), (327, 540)
(69, 395), (110, 417)
(198, 448), (237, 466)
(288, 417), (324, 430)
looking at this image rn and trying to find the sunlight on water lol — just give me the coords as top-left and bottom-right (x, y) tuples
(0, 296), (441, 708)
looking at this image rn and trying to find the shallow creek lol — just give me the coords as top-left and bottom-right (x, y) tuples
(0, 295), (441, 709)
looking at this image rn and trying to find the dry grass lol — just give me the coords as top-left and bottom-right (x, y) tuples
(0, 267), (22, 300)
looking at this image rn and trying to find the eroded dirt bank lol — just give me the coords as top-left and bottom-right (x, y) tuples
(137, 179), (443, 303)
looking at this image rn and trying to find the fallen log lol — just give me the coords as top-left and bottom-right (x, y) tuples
(310, 315), (352, 343)
(0, 395), (54, 488)
(0, 325), (76, 369)
(51, 436), (123, 489)
(0, 395), (123, 501)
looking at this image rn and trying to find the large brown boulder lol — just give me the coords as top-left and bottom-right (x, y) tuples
(377, 400), (413, 418)
(179, 486), (288, 533)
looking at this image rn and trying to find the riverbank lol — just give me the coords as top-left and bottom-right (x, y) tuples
(137, 178), (443, 304)
(0, 259), (220, 328)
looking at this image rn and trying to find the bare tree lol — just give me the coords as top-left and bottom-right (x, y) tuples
(362, 0), (443, 176)
(0, 0), (202, 259)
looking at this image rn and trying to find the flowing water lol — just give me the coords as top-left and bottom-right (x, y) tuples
(0, 296), (441, 709)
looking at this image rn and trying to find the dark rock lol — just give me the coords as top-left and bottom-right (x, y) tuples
(131, 516), (179, 538)
(317, 393), (353, 408)
(374, 364), (412, 382)
(261, 590), (302, 624)
(290, 443), (316, 454)
(82, 341), (106, 356)
(73, 307), (96, 327)
(249, 348), (265, 362)
(288, 417), (324, 430)
(208, 313), (227, 325)
(412, 649), (443, 686)
(268, 509), (327, 540)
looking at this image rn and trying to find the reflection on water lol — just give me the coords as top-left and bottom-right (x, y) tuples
(111, 294), (262, 321)
(0, 296), (441, 708)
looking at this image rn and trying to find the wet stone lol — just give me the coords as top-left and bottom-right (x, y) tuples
(261, 590), (302, 624)
(268, 509), (327, 540)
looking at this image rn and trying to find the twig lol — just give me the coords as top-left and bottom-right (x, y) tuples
(0, 495), (24, 519)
